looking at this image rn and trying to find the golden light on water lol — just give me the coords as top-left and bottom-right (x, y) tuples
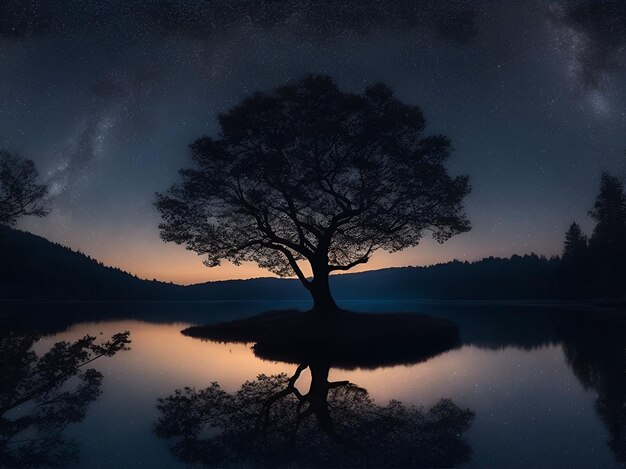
(35, 320), (580, 407)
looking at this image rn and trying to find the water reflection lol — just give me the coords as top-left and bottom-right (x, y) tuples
(2, 302), (625, 468)
(560, 312), (626, 464)
(167, 304), (626, 468)
(155, 361), (475, 468)
(0, 331), (130, 468)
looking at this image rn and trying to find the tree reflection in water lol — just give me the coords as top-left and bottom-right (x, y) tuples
(0, 332), (131, 468)
(560, 312), (626, 465)
(155, 361), (474, 468)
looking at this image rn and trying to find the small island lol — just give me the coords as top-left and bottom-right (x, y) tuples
(184, 309), (460, 368)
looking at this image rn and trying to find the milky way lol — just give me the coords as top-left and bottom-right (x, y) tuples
(1, 1), (625, 283)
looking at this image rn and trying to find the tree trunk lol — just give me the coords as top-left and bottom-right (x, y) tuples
(307, 363), (333, 432)
(309, 266), (339, 314)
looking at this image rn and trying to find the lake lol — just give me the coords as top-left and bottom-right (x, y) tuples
(2, 300), (625, 468)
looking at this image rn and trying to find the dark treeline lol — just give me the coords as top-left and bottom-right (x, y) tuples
(559, 173), (626, 299)
(0, 224), (181, 300)
(332, 255), (561, 300)
(1, 172), (624, 302)
(0, 226), (577, 302)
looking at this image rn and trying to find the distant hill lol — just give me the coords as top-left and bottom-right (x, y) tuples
(0, 226), (182, 300)
(0, 226), (563, 301)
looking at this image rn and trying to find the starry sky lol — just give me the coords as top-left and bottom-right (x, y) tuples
(1, 1), (625, 284)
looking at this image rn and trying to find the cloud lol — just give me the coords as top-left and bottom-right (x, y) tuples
(550, 0), (626, 88)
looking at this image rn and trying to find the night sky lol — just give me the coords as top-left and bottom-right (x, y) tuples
(1, 1), (625, 284)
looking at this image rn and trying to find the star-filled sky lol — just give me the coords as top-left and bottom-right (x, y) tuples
(2, 1), (625, 284)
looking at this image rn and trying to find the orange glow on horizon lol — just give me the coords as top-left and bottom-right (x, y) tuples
(76, 236), (493, 285)
(104, 244), (476, 285)
(19, 214), (558, 285)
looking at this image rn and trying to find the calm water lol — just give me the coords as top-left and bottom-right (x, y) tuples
(2, 300), (625, 468)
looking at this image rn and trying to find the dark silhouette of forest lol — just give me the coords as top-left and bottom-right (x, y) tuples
(0, 224), (563, 301)
(559, 173), (626, 299)
(2, 183), (624, 301)
(0, 224), (180, 300)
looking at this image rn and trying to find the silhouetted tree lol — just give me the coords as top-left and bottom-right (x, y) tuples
(588, 173), (626, 297)
(563, 222), (587, 258)
(156, 75), (471, 312)
(560, 222), (589, 297)
(0, 331), (131, 468)
(1, 225), (566, 301)
(154, 363), (474, 468)
(0, 152), (48, 227)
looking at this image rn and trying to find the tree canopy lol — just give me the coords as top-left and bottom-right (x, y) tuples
(588, 173), (626, 296)
(563, 222), (587, 259)
(589, 173), (626, 253)
(560, 222), (589, 297)
(156, 75), (470, 310)
(0, 151), (48, 226)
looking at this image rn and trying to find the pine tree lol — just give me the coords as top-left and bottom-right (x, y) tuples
(588, 173), (626, 297)
(561, 222), (589, 297)
(563, 222), (588, 260)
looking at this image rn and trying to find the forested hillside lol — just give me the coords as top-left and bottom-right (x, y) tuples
(1, 226), (566, 301)
(0, 226), (181, 300)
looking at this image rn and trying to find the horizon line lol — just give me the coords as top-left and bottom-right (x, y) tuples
(4, 224), (560, 287)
